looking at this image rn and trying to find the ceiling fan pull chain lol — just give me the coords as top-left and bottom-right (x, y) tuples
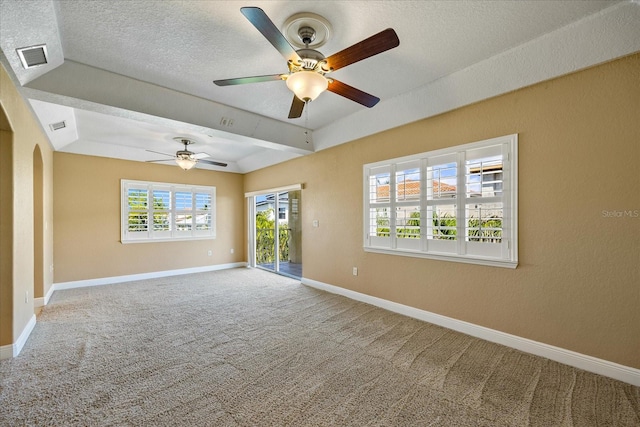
(305, 101), (310, 144)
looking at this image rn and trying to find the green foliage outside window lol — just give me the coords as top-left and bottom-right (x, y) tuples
(256, 209), (290, 264)
(468, 217), (502, 242)
(128, 190), (171, 232)
(433, 213), (457, 240)
(376, 211), (502, 241)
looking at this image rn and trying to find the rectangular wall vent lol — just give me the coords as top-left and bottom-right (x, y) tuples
(49, 121), (66, 131)
(16, 44), (48, 69)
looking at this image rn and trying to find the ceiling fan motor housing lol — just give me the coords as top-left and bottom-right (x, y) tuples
(176, 150), (195, 160)
(290, 49), (328, 73)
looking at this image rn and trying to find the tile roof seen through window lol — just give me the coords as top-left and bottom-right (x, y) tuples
(376, 180), (456, 199)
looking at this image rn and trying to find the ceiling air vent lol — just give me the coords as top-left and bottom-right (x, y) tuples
(49, 121), (66, 131)
(16, 44), (48, 69)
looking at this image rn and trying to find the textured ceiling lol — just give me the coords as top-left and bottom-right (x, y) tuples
(1, 0), (639, 173)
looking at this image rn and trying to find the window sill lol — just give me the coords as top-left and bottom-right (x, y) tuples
(364, 246), (518, 269)
(121, 236), (216, 244)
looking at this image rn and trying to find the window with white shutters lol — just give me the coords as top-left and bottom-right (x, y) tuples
(121, 180), (216, 243)
(363, 134), (518, 268)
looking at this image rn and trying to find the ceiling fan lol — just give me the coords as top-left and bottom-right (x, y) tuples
(146, 138), (228, 170)
(214, 7), (400, 119)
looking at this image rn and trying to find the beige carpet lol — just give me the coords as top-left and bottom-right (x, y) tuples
(1, 268), (638, 426)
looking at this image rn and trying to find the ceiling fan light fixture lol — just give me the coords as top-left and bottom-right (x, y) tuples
(175, 157), (197, 170)
(286, 71), (328, 102)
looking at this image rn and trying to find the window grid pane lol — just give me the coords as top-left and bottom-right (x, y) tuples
(466, 203), (503, 243)
(466, 157), (503, 198)
(195, 212), (212, 230)
(396, 169), (420, 201)
(369, 208), (390, 237)
(128, 212), (148, 232)
(429, 204), (457, 240)
(153, 212), (171, 231)
(396, 206), (420, 239)
(175, 213), (193, 231)
(153, 190), (171, 210)
(370, 173), (391, 203)
(195, 193), (211, 210)
(175, 192), (192, 209)
(128, 189), (148, 210)
(427, 163), (457, 200)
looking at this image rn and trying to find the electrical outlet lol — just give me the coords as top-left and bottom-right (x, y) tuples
(352, 267), (358, 276)
(207, 250), (212, 256)
(230, 248), (234, 254)
(313, 220), (319, 228)
(25, 290), (29, 303)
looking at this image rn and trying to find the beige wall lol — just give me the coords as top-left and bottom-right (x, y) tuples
(53, 153), (245, 282)
(245, 54), (640, 368)
(0, 62), (55, 347)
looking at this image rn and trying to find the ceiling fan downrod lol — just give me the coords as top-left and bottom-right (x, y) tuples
(298, 26), (316, 46)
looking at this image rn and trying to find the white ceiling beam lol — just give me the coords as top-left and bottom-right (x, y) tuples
(24, 60), (314, 155)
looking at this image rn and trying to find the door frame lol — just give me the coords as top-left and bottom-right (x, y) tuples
(245, 184), (302, 270)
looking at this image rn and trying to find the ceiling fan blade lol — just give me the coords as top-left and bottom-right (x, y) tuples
(288, 95), (305, 119)
(146, 149), (174, 157)
(327, 79), (380, 108)
(193, 152), (211, 159)
(240, 7), (300, 63)
(198, 159), (228, 167)
(145, 159), (174, 163)
(214, 74), (285, 86)
(325, 28), (400, 72)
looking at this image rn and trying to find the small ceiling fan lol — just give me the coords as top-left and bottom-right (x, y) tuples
(146, 138), (228, 170)
(214, 7), (400, 119)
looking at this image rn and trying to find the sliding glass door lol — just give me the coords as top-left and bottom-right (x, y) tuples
(252, 189), (302, 279)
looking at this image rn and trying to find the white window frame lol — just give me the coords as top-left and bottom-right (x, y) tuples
(121, 179), (216, 243)
(363, 134), (518, 268)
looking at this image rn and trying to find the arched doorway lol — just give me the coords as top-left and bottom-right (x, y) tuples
(33, 145), (44, 306)
(0, 105), (14, 350)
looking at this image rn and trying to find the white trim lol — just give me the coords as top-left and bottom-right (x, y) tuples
(43, 284), (55, 305)
(14, 315), (37, 356)
(247, 197), (256, 268)
(364, 134), (518, 267)
(364, 247), (518, 269)
(121, 179), (216, 244)
(53, 262), (247, 291)
(301, 277), (640, 387)
(244, 183), (302, 198)
(34, 285), (55, 308)
(1, 314), (38, 360)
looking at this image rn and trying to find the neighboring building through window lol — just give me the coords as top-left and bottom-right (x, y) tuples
(255, 192), (289, 223)
(121, 180), (216, 243)
(363, 134), (518, 268)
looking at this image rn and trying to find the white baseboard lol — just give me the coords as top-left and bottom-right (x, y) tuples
(14, 314), (36, 356)
(301, 277), (640, 387)
(34, 284), (55, 308)
(53, 262), (247, 291)
(43, 283), (55, 305)
(0, 314), (37, 360)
